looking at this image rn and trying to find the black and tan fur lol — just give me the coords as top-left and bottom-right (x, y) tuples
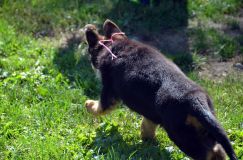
(84, 20), (237, 160)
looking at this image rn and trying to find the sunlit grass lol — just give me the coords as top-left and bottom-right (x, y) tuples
(0, 0), (243, 159)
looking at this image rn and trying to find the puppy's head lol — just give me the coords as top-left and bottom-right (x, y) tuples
(84, 24), (103, 68)
(85, 20), (126, 68)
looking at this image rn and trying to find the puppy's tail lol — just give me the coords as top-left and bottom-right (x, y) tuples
(189, 97), (237, 160)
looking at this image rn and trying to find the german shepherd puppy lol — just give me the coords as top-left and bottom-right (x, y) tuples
(84, 20), (237, 160)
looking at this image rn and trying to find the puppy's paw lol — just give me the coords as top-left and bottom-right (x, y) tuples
(85, 100), (102, 115)
(85, 100), (97, 108)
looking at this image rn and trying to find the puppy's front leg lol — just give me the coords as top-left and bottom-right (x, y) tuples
(85, 100), (103, 116)
(85, 87), (116, 116)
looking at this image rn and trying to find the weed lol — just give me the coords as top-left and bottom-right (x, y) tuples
(190, 28), (240, 60)
(190, 28), (209, 54)
(219, 40), (238, 60)
(236, 35), (243, 46)
(192, 52), (207, 70)
(226, 18), (241, 30)
(169, 53), (193, 72)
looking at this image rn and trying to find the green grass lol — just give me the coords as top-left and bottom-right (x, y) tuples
(190, 27), (241, 60)
(188, 0), (243, 20)
(0, 0), (243, 159)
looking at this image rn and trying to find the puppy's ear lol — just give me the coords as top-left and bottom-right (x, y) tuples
(85, 24), (99, 47)
(103, 19), (125, 39)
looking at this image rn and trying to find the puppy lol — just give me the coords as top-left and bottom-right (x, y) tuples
(84, 20), (237, 160)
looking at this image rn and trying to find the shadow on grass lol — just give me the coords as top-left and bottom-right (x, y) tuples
(106, 0), (188, 32)
(52, 32), (100, 98)
(92, 123), (171, 159)
(105, 0), (193, 72)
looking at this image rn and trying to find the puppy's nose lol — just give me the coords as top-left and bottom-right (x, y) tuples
(84, 24), (97, 32)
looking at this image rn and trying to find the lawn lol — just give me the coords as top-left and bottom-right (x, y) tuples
(0, 0), (243, 159)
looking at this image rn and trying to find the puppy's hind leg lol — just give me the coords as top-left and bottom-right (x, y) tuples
(207, 144), (226, 160)
(141, 117), (158, 140)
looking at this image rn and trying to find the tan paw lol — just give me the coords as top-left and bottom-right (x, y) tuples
(141, 117), (158, 140)
(84, 100), (102, 115)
